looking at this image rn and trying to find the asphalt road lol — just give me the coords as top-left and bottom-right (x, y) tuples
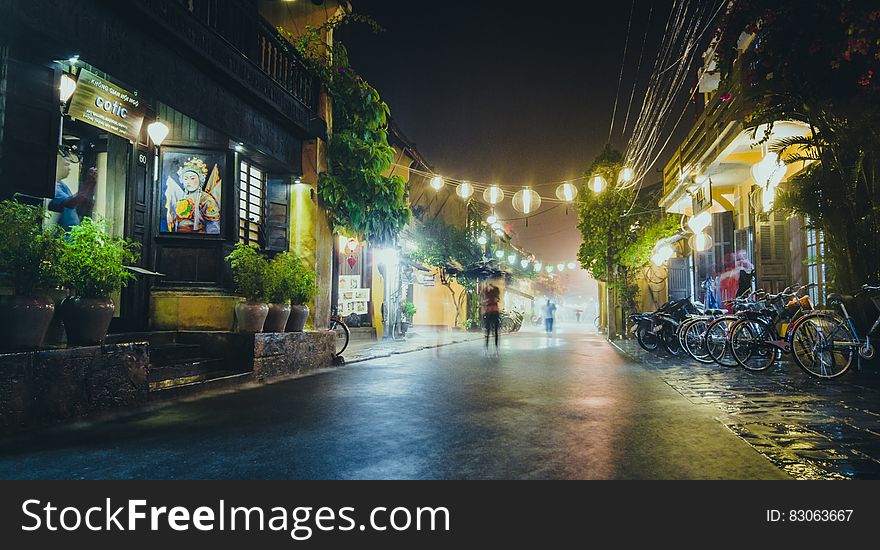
(0, 324), (789, 479)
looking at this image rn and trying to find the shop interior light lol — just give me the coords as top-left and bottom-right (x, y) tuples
(59, 74), (77, 103)
(147, 120), (170, 147)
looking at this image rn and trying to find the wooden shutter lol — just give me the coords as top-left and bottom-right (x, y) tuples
(0, 52), (60, 200)
(264, 175), (290, 252)
(667, 257), (690, 301)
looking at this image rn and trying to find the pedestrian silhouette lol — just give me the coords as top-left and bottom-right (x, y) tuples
(481, 283), (501, 356)
(543, 299), (557, 334)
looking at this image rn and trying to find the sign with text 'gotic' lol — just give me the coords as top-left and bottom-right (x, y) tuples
(66, 69), (145, 143)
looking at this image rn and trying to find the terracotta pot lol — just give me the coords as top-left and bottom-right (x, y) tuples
(264, 303), (291, 332)
(235, 301), (269, 333)
(0, 295), (55, 351)
(59, 296), (115, 346)
(286, 304), (309, 332)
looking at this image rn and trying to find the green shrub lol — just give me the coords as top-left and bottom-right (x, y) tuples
(401, 301), (417, 320)
(266, 252), (299, 304)
(289, 258), (316, 306)
(225, 243), (269, 302)
(57, 217), (139, 298)
(0, 200), (64, 295)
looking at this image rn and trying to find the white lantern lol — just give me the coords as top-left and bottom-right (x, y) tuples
(495, 250), (505, 259)
(520, 259), (529, 269)
(567, 262), (576, 270)
(687, 211), (712, 234)
(590, 175), (608, 193)
(60, 74), (77, 103)
(546, 265), (554, 273)
(483, 185), (505, 205)
(147, 120), (170, 147)
(430, 175), (445, 191)
(495, 229), (504, 237)
(487, 214), (497, 225)
(688, 232), (714, 253)
(507, 254), (517, 264)
(555, 182), (578, 202)
(556, 263), (565, 272)
(477, 235), (488, 246)
(619, 167), (635, 184)
(534, 262), (543, 272)
(512, 188), (542, 215)
(456, 181), (474, 200)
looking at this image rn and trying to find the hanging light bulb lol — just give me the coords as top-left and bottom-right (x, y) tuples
(477, 234), (488, 246)
(619, 167), (635, 184)
(555, 182), (578, 202)
(512, 188), (542, 215)
(455, 181), (474, 200)
(483, 185), (505, 205)
(495, 250), (505, 259)
(147, 120), (170, 147)
(590, 175), (608, 194)
(567, 262), (576, 270)
(60, 74), (77, 102)
(487, 214), (498, 225)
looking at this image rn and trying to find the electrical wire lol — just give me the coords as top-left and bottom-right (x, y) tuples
(608, 0), (636, 144)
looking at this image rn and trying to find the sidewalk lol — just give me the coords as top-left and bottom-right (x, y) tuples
(611, 337), (880, 479)
(341, 328), (484, 364)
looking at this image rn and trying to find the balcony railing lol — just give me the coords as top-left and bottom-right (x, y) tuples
(662, 62), (752, 199)
(131, 0), (319, 125)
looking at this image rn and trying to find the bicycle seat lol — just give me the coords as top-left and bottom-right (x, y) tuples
(827, 293), (853, 305)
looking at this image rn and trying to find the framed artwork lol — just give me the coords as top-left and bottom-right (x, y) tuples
(353, 301), (368, 315)
(160, 148), (224, 234)
(341, 290), (355, 301)
(339, 275), (360, 290)
(353, 289), (370, 302)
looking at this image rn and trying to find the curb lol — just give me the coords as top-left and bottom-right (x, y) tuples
(342, 337), (482, 365)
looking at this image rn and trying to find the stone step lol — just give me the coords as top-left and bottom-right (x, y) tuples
(148, 371), (253, 397)
(149, 343), (203, 365)
(148, 358), (227, 384)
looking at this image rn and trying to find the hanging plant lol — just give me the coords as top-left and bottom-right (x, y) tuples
(280, 15), (410, 247)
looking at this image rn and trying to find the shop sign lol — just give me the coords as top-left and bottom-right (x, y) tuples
(420, 275), (436, 287)
(692, 178), (713, 217)
(67, 69), (145, 143)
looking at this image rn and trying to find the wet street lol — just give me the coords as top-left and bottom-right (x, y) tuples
(0, 325), (794, 480)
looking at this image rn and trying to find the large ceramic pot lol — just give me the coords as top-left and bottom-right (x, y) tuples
(264, 303), (291, 333)
(59, 296), (115, 346)
(0, 295), (55, 351)
(286, 304), (309, 332)
(235, 301), (269, 333)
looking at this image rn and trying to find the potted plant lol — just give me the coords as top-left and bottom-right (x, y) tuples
(263, 252), (298, 332)
(225, 243), (270, 333)
(286, 254), (316, 332)
(399, 301), (417, 335)
(0, 201), (64, 350)
(56, 217), (139, 345)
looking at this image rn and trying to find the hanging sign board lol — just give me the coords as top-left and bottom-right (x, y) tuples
(66, 69), (145, 143)
(692, 178), (713, 217)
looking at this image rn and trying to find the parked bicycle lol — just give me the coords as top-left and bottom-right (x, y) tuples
(328, 310), (350, 360)
(787, 284), (880, 378)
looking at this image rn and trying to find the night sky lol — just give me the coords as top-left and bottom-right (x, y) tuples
(338, 0), (689, 299)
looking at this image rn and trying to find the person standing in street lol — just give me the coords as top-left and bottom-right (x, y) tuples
(481, 283), (501, 355)
(543, 299), (557, 334)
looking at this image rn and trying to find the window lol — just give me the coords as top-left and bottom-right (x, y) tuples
(239, 159), (265, 247)
(806, 217), (826, 306)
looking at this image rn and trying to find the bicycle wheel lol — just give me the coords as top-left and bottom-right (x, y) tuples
(730, 319), (778, 371)
(329, 317), (350, 356)
(677, 318), (696, 355)
(705, 316), (739, 367)
(635, 323), (660, 352)
(683, 319), (715, 364)
(661, 324), (682, 356)
(790, 312), (855, 379)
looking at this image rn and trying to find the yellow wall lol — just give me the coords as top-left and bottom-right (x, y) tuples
(412, 269), (464, 328)
(371, 260), (385, 339)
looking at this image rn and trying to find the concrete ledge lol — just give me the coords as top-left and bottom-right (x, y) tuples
(0, 343), (149, 431)
(149, 292), (238, 331)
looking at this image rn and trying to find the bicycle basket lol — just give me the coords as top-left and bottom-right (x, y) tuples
(798, 295), (813, 310)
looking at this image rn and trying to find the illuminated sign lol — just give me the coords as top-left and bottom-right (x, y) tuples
(692, 178), (713, 217)
(66, 69), (145, 143)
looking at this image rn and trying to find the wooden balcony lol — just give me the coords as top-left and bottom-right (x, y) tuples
(662, 62), (752, 202)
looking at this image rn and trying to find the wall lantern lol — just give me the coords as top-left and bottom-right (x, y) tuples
(147, 120), (170, 147)
(60, 74), (77, 103)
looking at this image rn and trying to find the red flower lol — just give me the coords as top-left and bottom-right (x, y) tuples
(720, 92), (732, 102)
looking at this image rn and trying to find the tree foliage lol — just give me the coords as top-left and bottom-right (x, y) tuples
(282, 15), (410, 246)
(714, 0), (880, 289)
